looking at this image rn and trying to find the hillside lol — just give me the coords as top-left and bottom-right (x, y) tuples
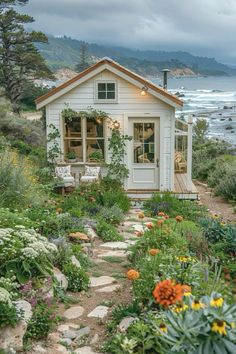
(37, 35), (236, 77)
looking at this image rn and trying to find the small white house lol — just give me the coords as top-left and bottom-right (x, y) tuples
(36, 57), (198, 199)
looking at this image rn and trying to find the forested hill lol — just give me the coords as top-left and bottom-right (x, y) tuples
(37, 35), (236, 77)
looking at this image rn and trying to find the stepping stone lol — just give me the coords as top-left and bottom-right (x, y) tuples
(57, 323), (80, 332)
(95, 284), (120, 293)
(118, 316), (137, 332)
(85, 227), (98, 239)
(76, 326), (90, 341)
(100, 241), (128, 250)
(97, 250), (127, 258)
(90, 276), (115, 287)
(87, 305), (109, 319)
(63, 306), (84, 320)
(74, 347), (100, 354)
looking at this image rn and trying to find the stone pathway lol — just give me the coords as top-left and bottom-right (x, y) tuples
(29, 208), (145, 354)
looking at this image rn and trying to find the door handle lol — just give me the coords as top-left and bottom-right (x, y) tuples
(156, 158), (159, 168)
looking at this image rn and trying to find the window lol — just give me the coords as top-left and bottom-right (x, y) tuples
(64, 117), (105, 163)
(95, 81), (117, 102)
(133, 123), (155, 163)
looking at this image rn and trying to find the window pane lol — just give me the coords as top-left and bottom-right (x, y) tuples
(107, 91), (115, 99)
(87, 118), (104, 138)
(64, 140), (83, 162)
(107, 83), (115, 91)
(98, 83), (106, 91)
(65, 119), (82, 138)
(133, 122), (155, 163)
(134, 123), (143, 141)
(87, 139), (104, 162)
(98, 91), (106, 99)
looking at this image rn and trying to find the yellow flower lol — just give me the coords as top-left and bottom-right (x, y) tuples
(231, 322), (235, 329)
(210, 297), (224, 308)
(159, 323), (167, 333)
(173, 303), (188, 313)
(212, 320), (227, 336)
(191, 300), (204, 310)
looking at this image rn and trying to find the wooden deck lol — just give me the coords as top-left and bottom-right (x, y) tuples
(126, 173), (199, 200)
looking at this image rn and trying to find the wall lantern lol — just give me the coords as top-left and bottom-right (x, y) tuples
(113, 120), (120, 130)
(141, 86), (148, 96)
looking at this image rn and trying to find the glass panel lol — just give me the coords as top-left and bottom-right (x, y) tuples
(133, 122), (155, 163)
(98, 91), (106, 99)
(65, 119), (82, 138)
(86, 139), (104, 162)
(98, 83), (106, 91)
(175, 135), (187, 173)
(87, 117), (104, 138)
(107, 83), (115, 91)
(107, 91), (115, 99)
(64, 139), (83, 162)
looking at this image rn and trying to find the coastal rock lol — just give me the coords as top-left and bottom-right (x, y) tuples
(53, 268), (68, 290)
(14, 300), (32, 322)
(0, 320), (27, 352)
(71, 255), (81, 268)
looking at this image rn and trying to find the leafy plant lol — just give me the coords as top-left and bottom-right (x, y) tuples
(0, 287), (21, 328)
(96, 219), (123, 242)
(107, 128), (132, 183)
(98, 205), (124, 225)
(66, 150), (77, 160)
(62, 262), (89, 292)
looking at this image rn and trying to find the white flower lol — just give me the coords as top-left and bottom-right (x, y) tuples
(0, 287), (12, 306)
(22, 247), (39, 259)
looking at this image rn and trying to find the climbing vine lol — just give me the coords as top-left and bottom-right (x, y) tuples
(47, 123), (62, 165)
(61, 105), (110, 124)
(107, 129), (132, 183)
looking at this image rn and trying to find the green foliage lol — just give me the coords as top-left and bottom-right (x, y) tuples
(75, 42), (91, 72)
(24, 299), (58, 341)
(107, 129), (132, 183)
(62, 262), (89, 292)
(47, 123), (62, 164)
(0, 208), (33, 228)
(98, 205), (124, 225)
(193, 118), (209, 143)
(21, 82), (50, 111)
(0, 228), (57, 284)
(144, 193), (205, 221)
(0, 149), (45, 209)
(96, 219), (123, 242)
(0, 1), (53, 112)
(0, 301), (21, 329)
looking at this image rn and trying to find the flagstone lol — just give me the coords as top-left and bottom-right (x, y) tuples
(87, 306), (109, 319)
(89, 276), (115, 287)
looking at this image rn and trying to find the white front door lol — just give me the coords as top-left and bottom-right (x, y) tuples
(128, 118), (159, 190)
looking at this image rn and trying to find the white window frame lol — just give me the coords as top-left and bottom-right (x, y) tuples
(94, 80), (118, 103)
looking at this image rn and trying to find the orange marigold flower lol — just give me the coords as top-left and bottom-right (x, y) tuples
(146, 222), (154, 229)
(149, 248), (160, 256)
(126, 269), (140, 280)
(164, 215), (169, 219)
(157, 219), (164, 227)
(158, 212), (165, 217)
(175, 215), (183, 222)
(138, 212), (145, 219)
(153, 279), (183, 307)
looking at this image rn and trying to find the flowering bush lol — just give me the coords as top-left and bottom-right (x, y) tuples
(62, 262), (89, 292)
(0, 287), (21, 328)
(0, 228), (57, 283)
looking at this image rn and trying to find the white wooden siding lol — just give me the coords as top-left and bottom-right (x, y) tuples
(46, 69), (175, 190)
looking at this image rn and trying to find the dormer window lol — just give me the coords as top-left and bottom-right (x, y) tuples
(95, 80), (117, 103)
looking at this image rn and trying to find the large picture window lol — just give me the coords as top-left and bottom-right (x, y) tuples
(64, 117), (105, 163)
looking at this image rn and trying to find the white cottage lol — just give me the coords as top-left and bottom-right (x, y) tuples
(36, 57), (198, 199)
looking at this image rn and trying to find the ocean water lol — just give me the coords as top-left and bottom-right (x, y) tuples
(152, 76), (236, 146)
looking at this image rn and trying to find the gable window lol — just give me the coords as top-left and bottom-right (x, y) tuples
(95, 81), (117, 102)
(64, 117), (105, 163)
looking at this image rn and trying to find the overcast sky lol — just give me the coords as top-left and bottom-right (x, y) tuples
(21, 0), (236, 65)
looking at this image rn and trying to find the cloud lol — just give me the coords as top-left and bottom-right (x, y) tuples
(20, 0), (236, 63)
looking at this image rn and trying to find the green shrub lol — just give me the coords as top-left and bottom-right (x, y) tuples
(98, 205), (124, 225)
(62, 262), (89, 292)
(24, 299), (58, 341)
(0, 288), (21, 328)
(0, 228), (57, 284)
(215, 172), (236, 201)
(0, 149), (45, 209)
(0, 208), (33, 228)
(96, 219), (123, 242)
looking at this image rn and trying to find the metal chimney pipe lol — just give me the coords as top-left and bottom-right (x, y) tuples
(162, 69), (170, 90)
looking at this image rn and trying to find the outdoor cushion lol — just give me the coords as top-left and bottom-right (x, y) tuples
(55, 165), (71, 178)
(80, 175), (99, 183)
(84, 166), (100, 177)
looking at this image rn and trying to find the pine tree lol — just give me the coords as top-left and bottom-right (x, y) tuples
(0, 0), (54, 112)
(75, 42), (90, 73)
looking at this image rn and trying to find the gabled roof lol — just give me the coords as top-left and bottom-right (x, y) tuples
(35, 57), (183, 109)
